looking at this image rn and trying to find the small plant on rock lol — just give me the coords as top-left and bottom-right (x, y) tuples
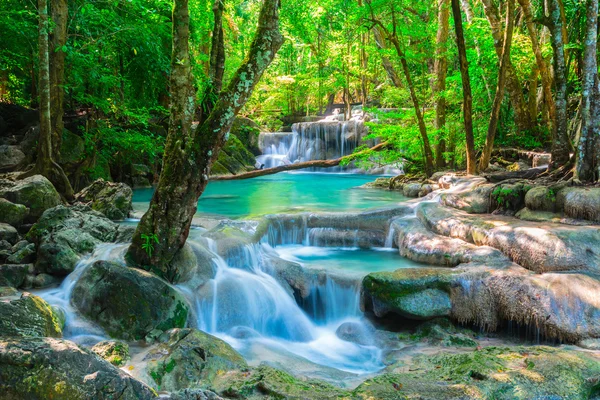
(141, 233), (159, 258)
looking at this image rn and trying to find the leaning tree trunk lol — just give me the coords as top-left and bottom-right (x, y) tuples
(479, 0), (515, 171)
(451, 0), (476, 174)
(575, 0), (599, 181)
(548, 0), (573, 168)
(434, 0), (450, 168)
(126, 0), (284, 280)
(373, 26), (435, 176)
(49, 0), (67, 161)
(480, 0), (534, 133)
(518, 0), (566, 165)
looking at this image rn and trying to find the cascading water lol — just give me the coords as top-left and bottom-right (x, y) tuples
(256, 115), (371, 172)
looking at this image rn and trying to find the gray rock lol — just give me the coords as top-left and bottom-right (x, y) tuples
(7, 242), (35, 264)
(0, 337), (156, 399)
(27, 205), (130, 276)
(0, 145), (25, 171)
(403, 183), (422, 198)
(0, 175), (62, 220)
(91, 340), (130, 366)
(525, 186), (556, 212)
(72, 261), (189, 340)
(0, 223), (18, 244)
(0, 264), (32, 287)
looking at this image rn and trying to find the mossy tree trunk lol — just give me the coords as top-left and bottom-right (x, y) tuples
(24, 0), (73, 199)
(126, 0), (284, 280)
(575, 0), (600, 181)
(451, 0), (476, 175)
(49, 0), (67, 161)
(479, 0), (515, 172)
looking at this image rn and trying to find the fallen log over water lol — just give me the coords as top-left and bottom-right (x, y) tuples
(211, 142), (390, 181)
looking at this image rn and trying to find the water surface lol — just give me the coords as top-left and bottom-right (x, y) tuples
(133, 172), (407, 218)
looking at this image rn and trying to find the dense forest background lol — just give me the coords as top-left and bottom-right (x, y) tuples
(1, 0), (599, 183)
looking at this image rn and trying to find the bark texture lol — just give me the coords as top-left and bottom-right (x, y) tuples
(575, 0), (600, 181)
(451, 0), (476, 174)
(479, 0), (515, 171)
(434, 0), (450, 168)
(548, 0), (573, 167)
(49, 0), (68, 161)
(127, 0), (284, 280)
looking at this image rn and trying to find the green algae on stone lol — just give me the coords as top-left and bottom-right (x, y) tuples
(0, 291), (62, 338)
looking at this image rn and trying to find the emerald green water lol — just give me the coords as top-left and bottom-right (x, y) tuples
(133, 172), (408, 218)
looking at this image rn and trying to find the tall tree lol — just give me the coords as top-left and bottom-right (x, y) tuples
(126, 0), (284, 280)
(451, 0), (476, 174)
(548, 0), (572, 168)
(24, 0), (73, 199)
(479, 0), (515, 171)
(433, 0), (450, 168)
(370, 15), (435, 176)
(575, 0), (599, 181)
(480, 0), (534, 133)
(49, 0), (67, 161)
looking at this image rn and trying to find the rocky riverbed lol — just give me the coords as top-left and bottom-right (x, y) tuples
(2, 172), (600, 399)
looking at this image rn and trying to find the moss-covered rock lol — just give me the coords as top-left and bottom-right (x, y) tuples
(491, 182), (529, 212)
(439, 181), (493, 214)
(214, 134), (257, 176)
(524, 186), (557, 212)
(0, 175), (62, 220)
(27, 205), (130, 276)
(146, 328), (247, 392)
(75, 179), (133, 220)
(0, 264), (31, 287)
(211, 365), (347, 399)
(91, 340), (130, 366)
(0, 337), (157, 399)
(0, 223), (18, 244)
(0, 198), (28, 227)
(71, 260), (189, 340)
(355, 346), (600, 400)
(0, 291), (62, 337)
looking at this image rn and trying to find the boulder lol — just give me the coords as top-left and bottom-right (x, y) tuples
(75, 179), (132, 220)
(0, 145), (25, 171)
(167, 389), (223, 400)
(6, 242), (35, 264)
(0, 264), (31, 287)
(91, 340), (130, 366)
(491, 182), (528, 212)
(439, 182), (493, 214)
(146, 328), (247, 392)
(71, 261), (189, 340)
(0, 175), (62, 220)
(0, 291), (62, 337)
(0, 199), (28, 227)
(335, 320), (376, 346)
(0, 337), (156, 399)
(27, 205), (130, 276)
(0, 223), (18, 244)
(403, 183), (422, 198)
(524, 186), (557, 212)
(557, 186), (600, 222)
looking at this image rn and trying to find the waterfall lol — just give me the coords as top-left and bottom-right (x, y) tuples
(256, 117), (369, 172)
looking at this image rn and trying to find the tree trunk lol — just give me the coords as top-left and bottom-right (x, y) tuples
(434, 0), (450, 168)
(480, 0), (515, 172)
(481, 0), (533, 133)
(548, 0), (573, 167)
(213, 142), (390, 181)
(451, 0), (476, 174)
(575, 0), (599, 181)
(528, 65), (538, 122)
(459, 0), (492, 102)
(373, 28), (402, 87)
(36, 0), (53, 176)
(518, 0), (559, 152)
(126, 0), (284, 280)
(49, 0), (68, 161)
